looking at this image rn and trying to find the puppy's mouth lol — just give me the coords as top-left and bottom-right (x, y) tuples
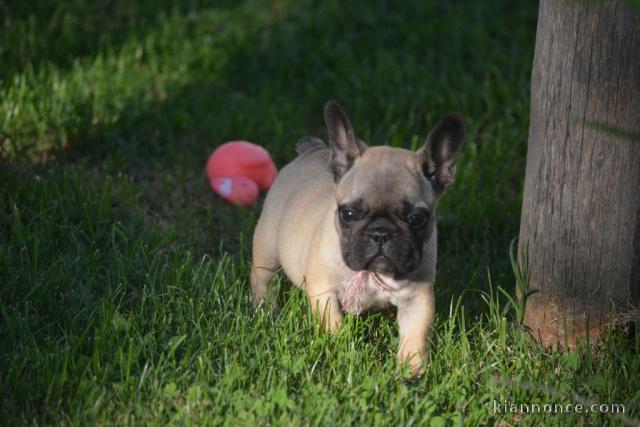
(365, 255), (396, 274)
(362, 252), (420, 277)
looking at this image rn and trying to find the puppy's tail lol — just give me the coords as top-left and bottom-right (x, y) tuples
(295, 136), (326, 155)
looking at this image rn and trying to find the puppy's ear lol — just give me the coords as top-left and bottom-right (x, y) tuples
(418, 114), (464, 193)
(324, 101), (363, 180)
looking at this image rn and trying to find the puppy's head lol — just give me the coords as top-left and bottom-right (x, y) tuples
(324, 101), (464, 278)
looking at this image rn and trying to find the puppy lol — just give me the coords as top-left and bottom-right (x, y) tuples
(251, 102), (464, 373)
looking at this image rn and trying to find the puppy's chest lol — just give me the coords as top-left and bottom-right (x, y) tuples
(336, 272), (409, 314)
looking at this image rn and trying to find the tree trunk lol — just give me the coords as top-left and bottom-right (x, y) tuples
(518, 0), (640, 349)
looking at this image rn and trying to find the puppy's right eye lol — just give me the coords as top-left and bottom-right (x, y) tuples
(339, 207), (359, 223)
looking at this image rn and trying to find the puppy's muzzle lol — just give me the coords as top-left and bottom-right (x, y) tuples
(362, 224), (418, 275)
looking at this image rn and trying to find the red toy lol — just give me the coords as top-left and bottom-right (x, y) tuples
(207, 140), (278, 206)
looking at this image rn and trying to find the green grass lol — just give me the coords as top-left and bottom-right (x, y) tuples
(1, 1), (638, 425)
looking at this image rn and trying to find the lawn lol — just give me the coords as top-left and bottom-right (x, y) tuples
(1, 0), (638, 425)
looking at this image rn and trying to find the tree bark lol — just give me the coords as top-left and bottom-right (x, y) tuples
(518, 0), (640, 349)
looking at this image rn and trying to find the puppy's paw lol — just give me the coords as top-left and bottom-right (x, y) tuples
(253, 294), (281, 318)
(323, 317), (342, 334)
(397, 350), (427, 378)
(308, 294), (344, 333)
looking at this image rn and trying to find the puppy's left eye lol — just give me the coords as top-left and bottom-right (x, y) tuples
(408, 213), (428, 228)
(339, 207), (359, 223)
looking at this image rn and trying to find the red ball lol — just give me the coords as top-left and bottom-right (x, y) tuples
(207, 140), (278, 206)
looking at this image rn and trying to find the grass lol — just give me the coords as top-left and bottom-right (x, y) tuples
(1, 0), (638, 425)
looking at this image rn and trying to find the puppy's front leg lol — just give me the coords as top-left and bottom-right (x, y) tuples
(396, 284), (435, 375)
(307, 285), (343, 333)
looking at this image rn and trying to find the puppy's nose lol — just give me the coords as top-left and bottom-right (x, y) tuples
(367, 229), (390, 245)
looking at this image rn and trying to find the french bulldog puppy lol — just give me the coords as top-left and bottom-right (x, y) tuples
(251, 101), (464, 373)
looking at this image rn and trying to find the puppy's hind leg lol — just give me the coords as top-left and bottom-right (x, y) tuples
(250, 261), (279, 308)
(250, 224), (280, 309)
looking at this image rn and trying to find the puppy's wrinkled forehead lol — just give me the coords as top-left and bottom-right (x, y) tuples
(335, 146), (436, 207)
